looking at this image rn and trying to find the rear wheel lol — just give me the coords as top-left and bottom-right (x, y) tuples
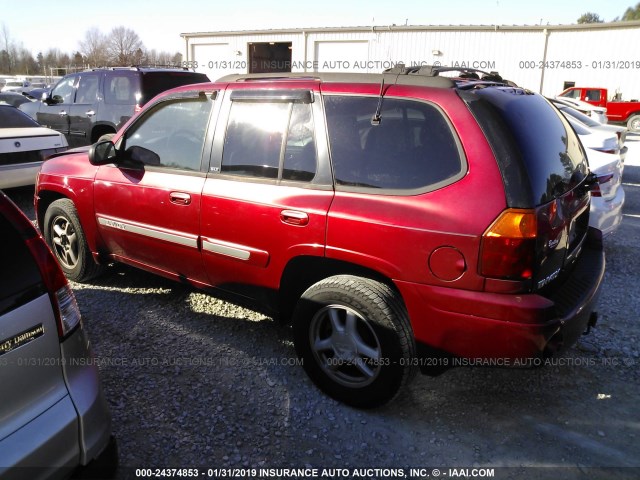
(44, 199), (104, 282)
(627, 114), (640, 133)
(293, 275), (416, 408)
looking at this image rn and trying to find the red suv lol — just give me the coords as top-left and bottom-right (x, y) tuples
(35, 66), (605, 408)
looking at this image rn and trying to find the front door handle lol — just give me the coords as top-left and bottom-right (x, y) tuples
(170, 192), (191, 206)
(58, 110), (67, 116)
(280, 210), (309, 226)
(86, 110), (95, 117)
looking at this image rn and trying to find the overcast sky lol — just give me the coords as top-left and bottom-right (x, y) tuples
(1, 0), (636, 56)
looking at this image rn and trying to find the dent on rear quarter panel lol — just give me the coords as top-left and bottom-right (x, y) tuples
(38, 153), (101, 253)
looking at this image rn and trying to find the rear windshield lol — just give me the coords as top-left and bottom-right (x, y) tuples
(140, 72), (209, 105)
(0, 215), (45, 316)
(461, 87), (588, 207)
(0, 105), (40, 128)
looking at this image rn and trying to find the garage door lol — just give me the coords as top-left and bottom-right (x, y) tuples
(192, 43), (243, 82)
(314, 41), (369, 72)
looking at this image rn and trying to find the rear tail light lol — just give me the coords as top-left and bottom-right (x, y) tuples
(591, 173), (614, 198)
(480, 209), (537, 280)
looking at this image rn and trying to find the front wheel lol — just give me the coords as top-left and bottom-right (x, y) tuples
(293, 275), (416, 408)
(627, 114), (640, 133)
(44, 199), (104, 282)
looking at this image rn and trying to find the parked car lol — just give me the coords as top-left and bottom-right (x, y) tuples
(0, 190), (116, 478)
(558, 87), (640, 132)
(1, 80), (31, 93)
(35, 67), (605, 408)
(0, 105), (68, 189)
(553, 96), (608, 124)
(19, 67), (210, 148)
(552, 100), (628, 157)
(23, 87), (51, 101)
(0, 91), (32, 108)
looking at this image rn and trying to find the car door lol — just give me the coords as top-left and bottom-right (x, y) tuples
(37, 74), (77, 137)
(67, 72), (101, 147)
(200, 87), (334, 302)
(93, 90), (217, 284)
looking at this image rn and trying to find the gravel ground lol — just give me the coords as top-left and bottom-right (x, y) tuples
(5, 137), (640, 479)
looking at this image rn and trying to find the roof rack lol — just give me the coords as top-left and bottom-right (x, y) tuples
(86, 65), (191, 72)
(383, 63), (515, 85)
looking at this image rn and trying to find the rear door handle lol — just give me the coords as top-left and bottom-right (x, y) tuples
(58, 110), (67, 116)
(280, 210), (309, 226)
(170, 192), (191, 206)
(86, 110), (95, 117)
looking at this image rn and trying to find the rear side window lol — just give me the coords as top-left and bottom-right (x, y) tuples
(462, 88), (588, 207)
(0, 216), (44, 316)
(324, 96), (464, 191)
(140, 72), (209, 105)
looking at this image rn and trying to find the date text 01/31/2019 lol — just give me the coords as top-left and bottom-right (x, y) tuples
(519, 60), (640, 69)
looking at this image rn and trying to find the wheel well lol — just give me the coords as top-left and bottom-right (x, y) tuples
(278, 256), (398, 325)
(91, 124), (116, 143)
(36, 190), (67, 231)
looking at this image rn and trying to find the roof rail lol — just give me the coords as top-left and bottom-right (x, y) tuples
(383, 63), (512, 84)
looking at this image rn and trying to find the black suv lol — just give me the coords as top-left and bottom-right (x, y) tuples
(19, 67), (209, 147)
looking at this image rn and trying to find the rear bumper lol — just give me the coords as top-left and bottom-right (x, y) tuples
(0, 162), (42, 189)
(397, 243), (605, 361)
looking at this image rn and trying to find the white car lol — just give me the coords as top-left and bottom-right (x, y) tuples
(554, 96), (608, 124)
(0, 105), (68, 189)
(555, 103), (627, 164)
(585, 148), (625, 237)
(556, 106), (625, 237)
(0, 80), (31, 94)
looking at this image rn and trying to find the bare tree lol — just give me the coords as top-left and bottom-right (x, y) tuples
(80, 27), (108, 67)
(107, 26), (144, 66)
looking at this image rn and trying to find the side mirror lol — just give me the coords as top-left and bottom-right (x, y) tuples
(89, 140), (118, 166)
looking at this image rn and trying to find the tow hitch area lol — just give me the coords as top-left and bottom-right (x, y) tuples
(584, 311), (599, 335)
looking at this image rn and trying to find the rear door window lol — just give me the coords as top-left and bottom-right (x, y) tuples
(324, 95), (464, 192)
(221, 98), (317, 182)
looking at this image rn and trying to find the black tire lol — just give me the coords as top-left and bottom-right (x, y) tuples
(43, 199), (104, 282)
(293, 275), (416, 408)
(627, 114), (640, 133)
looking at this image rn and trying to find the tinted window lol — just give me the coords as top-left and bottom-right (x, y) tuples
(462, 88), (588, 207)
(324, 96), (463, 190)
(140, 72), (209, 105)
(0, 105), (40, 128)
(105, 73), (141, 105)
(0, 215), (44, 316)
(222, 101), (317, 181)
(585, 89), (601, 102)
(75, 74), (99, 104)
(123, 98), (212, 171)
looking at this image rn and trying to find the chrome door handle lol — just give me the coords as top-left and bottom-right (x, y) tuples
(86, 110), (95, 117)
(169, 192), (191, 206)
(58, 110), (67, 116)
(280, 210), (309, 226)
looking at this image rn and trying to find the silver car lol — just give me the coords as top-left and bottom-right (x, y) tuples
(0, 105), (68, 189)
(0, 191), (116, 479)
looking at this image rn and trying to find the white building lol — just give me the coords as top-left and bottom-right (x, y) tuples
(181, 21), (640, 99)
